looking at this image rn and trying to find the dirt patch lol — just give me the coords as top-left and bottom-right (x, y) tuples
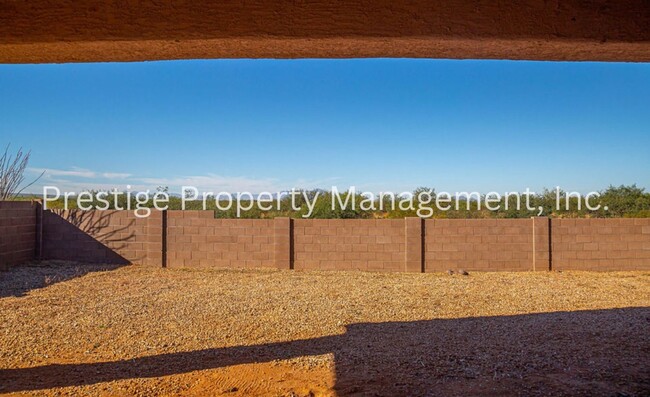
(1, 263), (649, 396)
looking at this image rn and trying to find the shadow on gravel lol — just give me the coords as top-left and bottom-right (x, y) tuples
(1, 307), (649, 395)
(0, 209), (135, 298)
(0, 261), (125, 298)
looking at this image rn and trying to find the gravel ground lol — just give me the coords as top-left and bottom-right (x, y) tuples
(0, 261), (649, 396)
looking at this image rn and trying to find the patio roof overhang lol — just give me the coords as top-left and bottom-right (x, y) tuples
(1, 1), (649, 64)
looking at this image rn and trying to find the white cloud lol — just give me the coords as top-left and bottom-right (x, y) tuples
(38, 179), (152, 194)
(29, 168), (132, 180)
(25, 167), (343, 195)
(102, 172), (132, 179)
(29, 167), (96, 178)
(25, 170), (286, 194)
(138, 174), (283, 193)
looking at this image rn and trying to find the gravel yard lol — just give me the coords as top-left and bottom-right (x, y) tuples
(0, 261), (649, 396)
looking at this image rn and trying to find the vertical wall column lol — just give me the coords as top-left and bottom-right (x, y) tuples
(532, 217), (551, 271)
(161, 210), (167, 268)
(34, 200), (43, 261)
(274, 217), (292, 269)
(405, 217), (424, 272)
(145, 210), (164, 267)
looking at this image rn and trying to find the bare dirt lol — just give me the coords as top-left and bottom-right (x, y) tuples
(1, 261), (649, 396)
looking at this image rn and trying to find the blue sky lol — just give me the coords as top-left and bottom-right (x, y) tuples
(1, 59), (648, 194)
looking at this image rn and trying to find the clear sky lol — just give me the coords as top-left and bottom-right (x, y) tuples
(1, 59), (648, 195)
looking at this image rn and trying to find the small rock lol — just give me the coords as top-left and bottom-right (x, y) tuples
(457, 269), (469, 276)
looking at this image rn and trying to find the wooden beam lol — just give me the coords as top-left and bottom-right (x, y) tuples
(1, 1), (649, 63)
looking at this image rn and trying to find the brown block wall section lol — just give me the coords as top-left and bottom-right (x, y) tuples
(41, 209), (162, 266)
(405, 218), (423, 273)
(293, 219), (405, 271)
(552, 218), (650, 271)
(274, 218), (292, 269)
(533, 217), (551, 271)
(1, 203), (649, 272)
(0, 201), (38, 270)
(166, 211), (274, 268)
(424, 219), (534, 272)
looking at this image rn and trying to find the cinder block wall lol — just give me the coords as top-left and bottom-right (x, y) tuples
(42, 209), (162, 266)
(293, 219), (405, 271)
(425, 219), (534, 272)
(2, 204), (649, 272)
(166, 211), (274, 268)
(553, 218), (650, 271)
(0, 201), (38, 270)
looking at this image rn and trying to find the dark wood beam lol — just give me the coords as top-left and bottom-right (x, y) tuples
(1, 1), (649, 63)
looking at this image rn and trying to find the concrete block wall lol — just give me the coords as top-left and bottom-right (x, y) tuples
(1, 204), (649, 272)
(424, 219), (534, 272)
(42, 209), (161, 266)
(273, 217), (292, 269)
(533, 217), (551, 271)
(404, 217), (423, 272)
(552, 218), (650, 271)
(293, 219), (405, 271)
(0, 201), (38, 270)
(166, 211), (275, 268)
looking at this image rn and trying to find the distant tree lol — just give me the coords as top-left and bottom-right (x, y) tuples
(600, 184), (650, 217)
(0, 145), (43, 200)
